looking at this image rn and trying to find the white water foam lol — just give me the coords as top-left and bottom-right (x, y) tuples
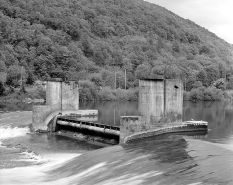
(0, 127), (30, 141)
(0, 153), (81, 185)
(0, 156), (164, 185)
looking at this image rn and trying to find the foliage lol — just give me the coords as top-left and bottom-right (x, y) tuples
(192, 81), (203, 89)
(188, 87), (224, 101)
(6, 65), (22, 87)
(0, 0), (232, 101)
(79, 80), (97, 101)
(183, 91), (190, 101)
(0, 82), (5, 95)
(211, 78), (225, 90)
(0, 72), (7, 83)
(97, 87), (116, 101)
(226, 77), (233, 90)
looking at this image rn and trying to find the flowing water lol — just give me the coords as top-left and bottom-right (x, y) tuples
(0, 101), (233, 185)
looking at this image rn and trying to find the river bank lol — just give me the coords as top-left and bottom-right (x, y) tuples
(1, 83), (232, 103)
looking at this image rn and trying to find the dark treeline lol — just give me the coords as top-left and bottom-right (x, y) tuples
(0, 0), (233, 101)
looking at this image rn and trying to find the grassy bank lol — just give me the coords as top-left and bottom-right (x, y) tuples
(183, 87), (231, 101)
(0, 84), (139, 102)
(0, 86), (46, 102)
(1, 83), (232, 103)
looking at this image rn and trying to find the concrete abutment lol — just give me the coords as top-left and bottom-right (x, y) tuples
(32, 78), (97, 132)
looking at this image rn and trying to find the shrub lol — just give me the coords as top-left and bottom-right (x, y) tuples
(189, 88), (203, 101)
(88, 73), (103, 87)
(97, 87), (116, 101)
(189, 87), (224, 101)
(79, 80), (97, 101)
(211, 87), (224, 100)
(183, 91), (190, 101)
(115, 88), (138, 101)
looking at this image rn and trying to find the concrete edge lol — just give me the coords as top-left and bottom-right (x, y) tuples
(123, 123), (208, 143)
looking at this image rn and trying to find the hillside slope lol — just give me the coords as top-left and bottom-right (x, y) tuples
(0, 0), (233, 92)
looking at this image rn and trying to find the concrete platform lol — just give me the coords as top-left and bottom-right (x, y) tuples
(121, 121), (208, 143)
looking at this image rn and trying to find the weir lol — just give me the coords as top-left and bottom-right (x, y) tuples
(32, 77), (208, 143)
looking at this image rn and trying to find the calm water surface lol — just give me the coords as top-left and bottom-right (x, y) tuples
(0, 101), (233, 185)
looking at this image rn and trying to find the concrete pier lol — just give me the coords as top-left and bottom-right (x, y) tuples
(138, 76), (183, 128)
(120, 76), (206, 144)
(32, 78), (97, 132)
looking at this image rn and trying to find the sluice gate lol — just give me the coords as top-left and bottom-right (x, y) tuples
(57, 115), (120, 136)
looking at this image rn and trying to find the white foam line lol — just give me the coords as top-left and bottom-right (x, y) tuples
(0, 127), (30, 140)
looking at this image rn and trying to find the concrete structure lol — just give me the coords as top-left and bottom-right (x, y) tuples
(138, 77), (183, 128)
(32, 78), (97, 132)
(119, 77), (206, 144)
(35, 77), (207, 144)
(120, 116), (207, 143)
(46, 78), (79, 111)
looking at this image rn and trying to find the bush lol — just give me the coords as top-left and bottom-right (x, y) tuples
(183, 91), (190, 101)
(79, 80), (97, 101)
(115, 88), (138, 101)
(97, 87), (116, 101)
(189, 87), (224, 101)
(189, 88), (203, 101)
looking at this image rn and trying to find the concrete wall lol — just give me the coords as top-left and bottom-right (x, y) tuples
(120, 116), (146, 143)
(138, 78), (183, 128)
(32, 79), (79, 131)
(46, 80), (79, 111)
(164, 79), (183, 125)
(61, 81), (79, 110)
(46, 80), (62, 111)
(138, 79), (164, 129)
(32, 105), (51, 131)
(120, 116), (207, 143)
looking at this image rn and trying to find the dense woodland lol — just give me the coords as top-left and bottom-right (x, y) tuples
(0, 0), (233, 101)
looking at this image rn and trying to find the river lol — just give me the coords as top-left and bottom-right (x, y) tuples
(0, 101), (233, 185)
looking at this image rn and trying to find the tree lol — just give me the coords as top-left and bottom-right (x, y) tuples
(0, 60), (6, 72)
(212, 78), (225, 90)
(172, 41), (180, 53)
(135, 64), (151, 79)
(0, 81), (5, 95)
(6, 65), (22, 87)
(196, 70), (207, 86)
(205, 65), (220, 86)
(88, 73), (103, 87)
(192, 81), (203, 89)
(81, 35), (94, 57)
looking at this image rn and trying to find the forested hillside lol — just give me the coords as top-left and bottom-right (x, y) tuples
(0, 0), (233, 100)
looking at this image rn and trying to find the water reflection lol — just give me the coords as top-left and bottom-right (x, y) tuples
(80, 101), (140, 126)
(183, 101), (233, 144)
